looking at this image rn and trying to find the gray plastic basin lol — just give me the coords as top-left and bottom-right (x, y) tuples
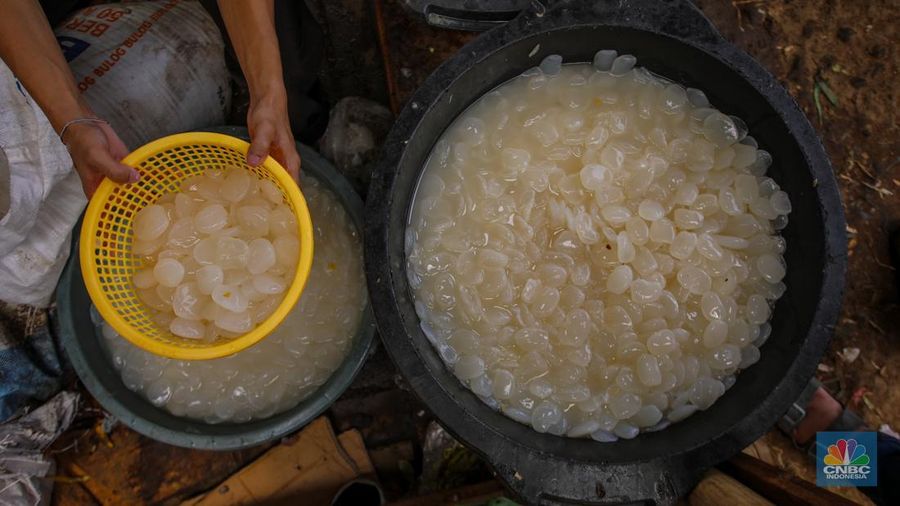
(57, 127), (375, 450)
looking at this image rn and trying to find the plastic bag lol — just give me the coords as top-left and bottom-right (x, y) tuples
(0, 61), (83, 307)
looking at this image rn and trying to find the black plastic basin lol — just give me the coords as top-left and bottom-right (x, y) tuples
(366, 0), (846, 504)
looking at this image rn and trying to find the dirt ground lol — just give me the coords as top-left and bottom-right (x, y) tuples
(49, 0), (897, 504)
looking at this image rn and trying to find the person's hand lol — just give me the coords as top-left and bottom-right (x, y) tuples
(65, 122), (140, 198)
(215, 1), (301, 181)
(247, 92), (301, 181)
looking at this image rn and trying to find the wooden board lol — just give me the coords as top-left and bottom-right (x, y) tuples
(182, 417), (375, 506)
(689, 469), (773, 506)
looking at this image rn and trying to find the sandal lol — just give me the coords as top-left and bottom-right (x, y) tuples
(777, 378), (867, 460)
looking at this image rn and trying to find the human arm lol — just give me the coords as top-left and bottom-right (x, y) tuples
(0, 0), (139, 197)
(216, 0), (301, 180)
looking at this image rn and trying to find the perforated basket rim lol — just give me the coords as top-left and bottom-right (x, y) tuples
(79, 132), (314, 360)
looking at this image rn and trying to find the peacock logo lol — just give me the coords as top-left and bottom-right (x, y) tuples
(824, 438), (870, 466)
(817, 432), (877, 487)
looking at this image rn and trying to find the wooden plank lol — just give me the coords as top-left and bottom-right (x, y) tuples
(183, 417), (364, 506)
(337, 429), (377, 478)
(689, 469), (773, 506)
(64, 462), (129, 506)
(51, 477), (100, 506)
(51, 409), (267, 505)
(721, 453), (858, 506)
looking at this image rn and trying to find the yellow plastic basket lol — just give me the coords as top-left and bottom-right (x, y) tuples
(80, 132), (314, 360)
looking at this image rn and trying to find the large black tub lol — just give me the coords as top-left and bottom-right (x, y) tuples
(365, 0), (846, 503)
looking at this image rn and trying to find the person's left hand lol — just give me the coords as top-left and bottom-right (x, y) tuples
(246, 92), (301, 181)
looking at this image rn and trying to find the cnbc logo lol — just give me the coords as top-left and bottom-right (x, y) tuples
(823, 439), (870, 475)
(817, 432), (877, 487)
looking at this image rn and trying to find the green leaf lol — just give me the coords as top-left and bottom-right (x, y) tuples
(818, 80), (839, 106)
(813, 85), (824, 124)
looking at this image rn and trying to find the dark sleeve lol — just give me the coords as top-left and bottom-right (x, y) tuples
(861, 432), (900, 506)
(198, 0), (327, 142)
(38, 0), (87, 28)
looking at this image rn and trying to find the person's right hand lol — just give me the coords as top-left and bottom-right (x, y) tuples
(65, 121), (140, 198)
(247, 91), (301, 181)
